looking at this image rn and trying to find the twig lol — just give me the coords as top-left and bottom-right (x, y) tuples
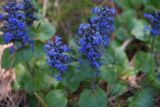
(54, 0), (61, 16)
(120, 38), (134, 51)
(0, 32), (3, 36)
(108, 87), (134, 106)
(43, 0), (48, 17)
(0, 103), (11, 107)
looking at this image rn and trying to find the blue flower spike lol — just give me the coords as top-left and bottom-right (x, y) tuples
(144, 12), (160, 37)
(44, 36), (71, 81)
(77, 7), (116, 69)
(0, 0), (35, 52)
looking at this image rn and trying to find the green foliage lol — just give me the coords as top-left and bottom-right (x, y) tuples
(45, 90), (68, 107)
(130, 0), (144, 9)
(102, 45), (129, 68)
(34, 19), (56, 41)
(128, 89), (154, 107)
(1, 0), (160, 107)
(132, 19), (149, 41)
(108, 83), (127, 97)
(14, 63), (51, 93)
(2, 47), (33, 68)
(135, 51), (155, 73)
(113, 0), (132, 9)
(79, 88), (107, 107)
(61, 66), (81, 92)
(100, 65), (118, 84)
(144, 0), (160, 10)
(142, 71), (160, 92)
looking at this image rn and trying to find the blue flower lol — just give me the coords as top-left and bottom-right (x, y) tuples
(78, 23), (103, 69)
(77, 7), (115, 69)
(54, 75), (63, 81)
(144, 12), (160, 37)
(23, 0), (36, 26)
(91, 7), (115, 46)
(44, 36), (71, 81)
(0, 0), (34, 52)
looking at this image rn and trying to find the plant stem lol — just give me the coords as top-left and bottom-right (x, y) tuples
(91, 69), (99, 90)
(34, 92), (48, 107)
(151, 37), (156, 57)
(120, 38), (134, 51)
(24, 61), (35, 78)
(10, 51), (16, 68)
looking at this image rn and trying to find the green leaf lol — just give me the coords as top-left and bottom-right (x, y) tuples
(62, 66), (80, 92)
(1, 49), (12, 68)
(14, 62), (51, 92)
(115, 27), (129, 42)
(128, 89), (154, 107)
(135, 51), (155, 73)
(34, 19), (56, 41)
(32, 69), (50, 90)
(144, 0), (160, 10)
(27, 94), (39, 107)
(14, 64), (33, 93)
(68, 38), (80, 58)
(142, 71), (160, 92)
(131, 19), (149, 41)
(79, 88), (107, 107)
(2, 48), (33, 68)
(103, 46), (129, 69)
(117, 10), (135, 30)
(102, 47), (115, 65)
(100, 65), (118, 84)
(45, 90), (67, 107)
(114, 47), (129, 68)
(130, 0), (144, 9)
(120, 67), (137, 77)
(108, 83), (127, 96)
(34, 41), (45, 58)
(77, 59), (95, 80)
(113, 0), (132, 9)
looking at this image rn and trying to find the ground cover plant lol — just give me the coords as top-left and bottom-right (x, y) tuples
(0, 0), (160, 107)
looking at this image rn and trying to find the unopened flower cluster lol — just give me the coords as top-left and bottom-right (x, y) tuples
(144, 12), (160, 37)
(77, 7), (116, 69)
(0, 0), (35, 52)
(44, 36), (71, 81)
